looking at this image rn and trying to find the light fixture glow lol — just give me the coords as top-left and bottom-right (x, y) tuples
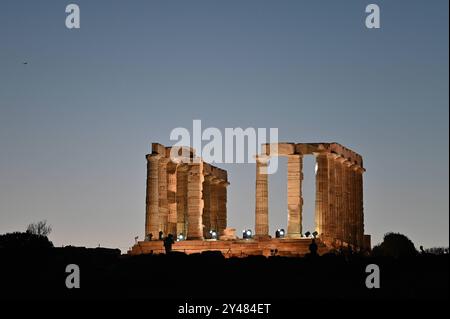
(209, 230), (218, 239)
(275, 228), (285, 238)
(243, 229), (253, 239)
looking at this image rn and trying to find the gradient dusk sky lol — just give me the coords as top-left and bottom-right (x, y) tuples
(0, 0), (448, 251)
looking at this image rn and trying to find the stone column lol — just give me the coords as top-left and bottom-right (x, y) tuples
(351, 166), (359, 246)
(167, 162), (178, 236)
(342, 162), (350, 244)
(328, 154), (337, 240)
(158, 157), (170, 235)
(255, 155), (270, 238)
(217, 180), (228, 234)
(354, 166), (364, 248)
(202, 175), (212, 238)
(315, 153), (329, 237)
(335, 157), (345, 243)
(287, 155), (303, 238)
(209, 178), (220, 232)
(145, 154), (161, 240)
(346, 163), (357, 246)
(176, 165), (188, 236)
(187, 161), (204, 240)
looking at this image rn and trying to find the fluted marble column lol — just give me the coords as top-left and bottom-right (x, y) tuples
(187, 161), (204, 240)
(287, 155), (303, 238)
(255, 155), (269, 238)
(202, 176), (212, 238)
(176, 165), (188, 236)
(167, 162), (178, 236)
(315, 153), (329, 237)
(350, 166), (357, 246)
(341, 161), (349, 243)
(158, 157), (170, 235)
(145, 154), (161, 240)
(345, 163), (357, 246)
(328, 154), (337, 240)
(354, 166), (364, 247)
(335, 157), (345, 242)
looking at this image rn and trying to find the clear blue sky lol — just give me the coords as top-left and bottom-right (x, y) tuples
(0, 0), (448, 251)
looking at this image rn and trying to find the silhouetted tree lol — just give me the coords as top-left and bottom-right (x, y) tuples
(372, 232), (417, 258)
(0, 232), (53, 250)
(26, 220), (52, 237)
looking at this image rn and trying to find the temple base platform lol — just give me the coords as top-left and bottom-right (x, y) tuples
(128, 238), (332, 257)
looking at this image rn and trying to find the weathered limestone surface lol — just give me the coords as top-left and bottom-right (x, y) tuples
(146, 154), (161, 239)
(142, 141), (366, 258)
(347, 163), (356, 245)
(176, 165), (188, 236)
(202, 176), (211, 238)
(355, 167), (364, 247)
(187, 162), (204, 240)
(287, 155), (303, 238)
(158, 157), (169, 234)
(256, 142), (367, 249)
(315, 153), (329, 237)
(145, 144), (229, 240)
(167, 162), (178, 236)
(219, 227), (237, 240)
(335, 157), (345, 242)
(130, 238), (330, 257)
(328, 154), (337, 240)
(255, 156), (269, 238)
(342, 161), (350, 244)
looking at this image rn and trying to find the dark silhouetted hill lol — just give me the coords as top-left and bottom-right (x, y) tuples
(0, 243), (447, 300)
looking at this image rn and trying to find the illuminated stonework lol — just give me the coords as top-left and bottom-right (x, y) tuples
(144, 143), (229, 241)
(257, 142), (366, 248)
(130, 142), (369, 257)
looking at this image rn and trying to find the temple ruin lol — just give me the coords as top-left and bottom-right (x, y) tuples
(143, 143), (229, 241)
(129, 142), (370, 257)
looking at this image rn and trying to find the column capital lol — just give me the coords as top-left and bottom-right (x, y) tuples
(328, 153), (340, 160)
(209, 176), (222, 185)
(159, 156), (171, 165)
(177, 163), (189, 172)
(343, 160), (354, 168)
(205, 175), (229, 187)
(352, 165), (366, 173)
(204, 174), (215, 183)
(218, 180), (230, 187)
(335, 156), (347, 164)
(146, 153), (163, 161)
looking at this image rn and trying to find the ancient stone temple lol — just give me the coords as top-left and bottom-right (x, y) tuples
(255, 142), (367, 248)
(129, 142), (370, 257)
(143, 143), (229, 241)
